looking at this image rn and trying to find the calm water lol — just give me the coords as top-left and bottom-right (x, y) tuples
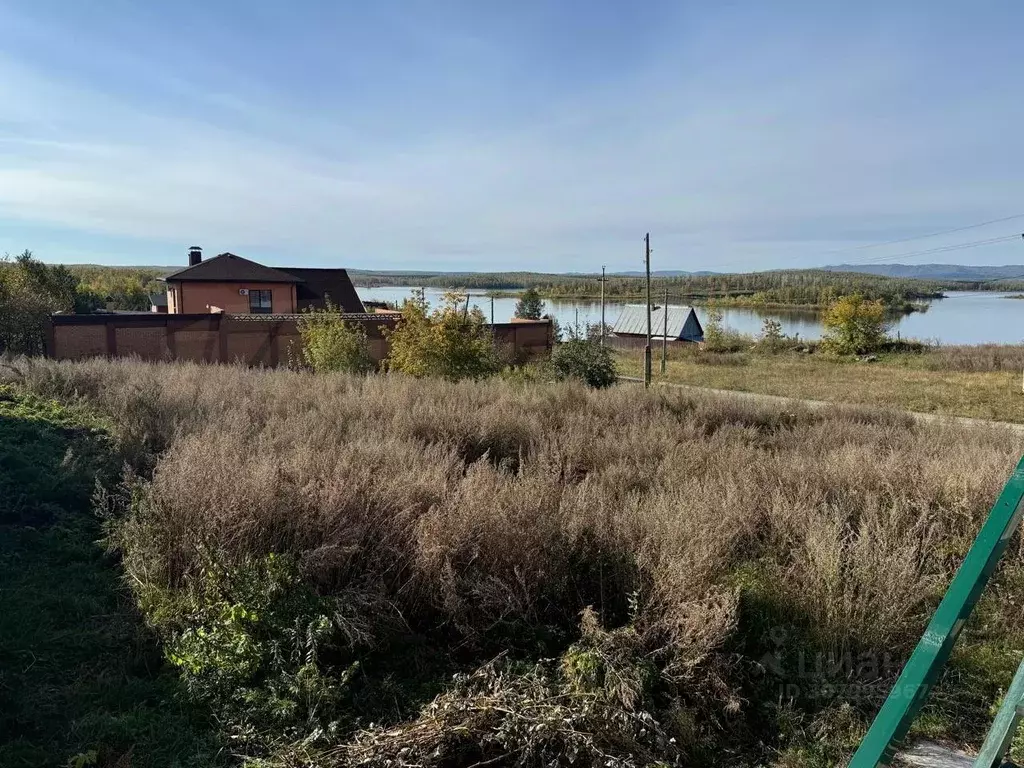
(356, 287), (1024, 346)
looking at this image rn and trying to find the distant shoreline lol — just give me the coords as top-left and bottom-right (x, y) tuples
(353, 285), (934, 314)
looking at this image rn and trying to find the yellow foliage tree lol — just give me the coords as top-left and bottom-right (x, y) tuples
(386, 291), (500, 380)
(821, 294), (888, 355)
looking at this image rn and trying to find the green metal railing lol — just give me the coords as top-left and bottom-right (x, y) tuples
(973, 659), (1024, 768)
(848, 455), (1024, 767)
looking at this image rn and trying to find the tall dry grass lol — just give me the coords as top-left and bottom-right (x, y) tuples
(918, 344), (1024, 372)
(6, 356), (1024, 765)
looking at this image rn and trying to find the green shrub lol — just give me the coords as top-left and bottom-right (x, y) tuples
(297, 302), (374, 374)
(702, 307), (752, 353)
(149, 551), (359, 749)
(550, 338), (617, 388)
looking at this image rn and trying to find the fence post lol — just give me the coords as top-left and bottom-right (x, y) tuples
(44, 316), (56, 358)
(105, 321), (117, 358)
(165, 318), (177, 360)
(270, 322), (280, 367)
(217, 315), (228, 362)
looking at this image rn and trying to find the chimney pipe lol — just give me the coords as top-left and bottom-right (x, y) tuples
(188, 245), (202, 266)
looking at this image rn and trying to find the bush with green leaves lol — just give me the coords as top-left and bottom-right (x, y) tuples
(141, 550), (359, 749)
(701, 307), (752, 353)
(386, 291), (500, 381)
(297, 303), (374, 374)
(550, 338), (617, 388)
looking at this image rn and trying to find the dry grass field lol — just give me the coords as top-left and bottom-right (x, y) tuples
(4, 356), (1024, 767)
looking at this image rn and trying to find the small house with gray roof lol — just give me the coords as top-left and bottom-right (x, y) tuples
(611, 304), (704, 343)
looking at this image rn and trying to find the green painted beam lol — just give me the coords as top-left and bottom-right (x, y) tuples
(848, 456), (1024, 768)
(973, 658), (1024, 768)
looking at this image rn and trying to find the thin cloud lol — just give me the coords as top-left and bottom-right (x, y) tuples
(0, 2), (1022, 270)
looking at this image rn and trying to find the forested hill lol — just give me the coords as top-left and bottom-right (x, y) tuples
(350, 268), (968, 309)
(826, 263), (1024, 281)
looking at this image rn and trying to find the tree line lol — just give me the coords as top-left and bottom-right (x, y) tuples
(351, 268), (1015, 309)
(0, 252), (167, 354)
(65, 263), (167, 311)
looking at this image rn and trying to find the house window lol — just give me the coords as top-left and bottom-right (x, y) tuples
(248, 289), (273, 314)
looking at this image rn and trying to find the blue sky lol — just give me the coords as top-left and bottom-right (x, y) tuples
(1, 1), (1023, 272)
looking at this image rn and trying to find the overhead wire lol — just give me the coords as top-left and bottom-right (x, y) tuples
(631, 214), (1024, 276)
(853, 233), (1023, 264)
(817, 213), (1024, 257)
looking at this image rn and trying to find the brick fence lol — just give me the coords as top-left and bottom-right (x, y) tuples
(46, 313), (552, 366)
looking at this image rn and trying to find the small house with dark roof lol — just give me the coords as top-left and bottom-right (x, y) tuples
(161, 246), (364, 315)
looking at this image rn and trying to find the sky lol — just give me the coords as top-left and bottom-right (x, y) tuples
(1, 1), (1023, 273)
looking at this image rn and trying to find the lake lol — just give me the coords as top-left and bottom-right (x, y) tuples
(356, 287), (1024, 346)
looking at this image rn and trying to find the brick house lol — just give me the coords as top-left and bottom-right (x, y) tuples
(162, 247), (364, 315)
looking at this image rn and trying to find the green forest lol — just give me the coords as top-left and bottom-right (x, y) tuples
(0, 254), (168, 312)
(64, 263), (169, 310)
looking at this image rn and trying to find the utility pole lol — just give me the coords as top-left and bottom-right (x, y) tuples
(661, 286), (668, 374)
(644, 233), (652, 388)
(490, 295), (494, 325)
(600, 265), (606, 346)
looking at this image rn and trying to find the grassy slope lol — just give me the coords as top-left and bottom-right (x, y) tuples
(0, 386), (220, 767)
(616, 352), (1024, 423)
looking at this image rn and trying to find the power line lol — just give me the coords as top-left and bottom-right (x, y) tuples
(636, 216), (1024, 275)
(819, 213), (1024, 257)
(855, 234), (1022, 264)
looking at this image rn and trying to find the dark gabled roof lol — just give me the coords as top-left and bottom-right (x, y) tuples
(280, 267), (365, 314)
(162, 253), (303, 283)
(150, 292), (168, 307)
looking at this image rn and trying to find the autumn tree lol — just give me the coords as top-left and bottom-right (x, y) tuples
(386, 291), (500, 380)
(821, 294), (888, 355)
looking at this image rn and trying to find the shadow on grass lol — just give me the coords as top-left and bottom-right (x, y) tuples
(0, 387), (223, 768)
